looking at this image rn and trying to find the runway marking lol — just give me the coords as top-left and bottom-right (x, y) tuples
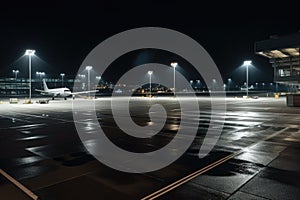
(141, 127), (289, 200)
(0, 168), (39, 200)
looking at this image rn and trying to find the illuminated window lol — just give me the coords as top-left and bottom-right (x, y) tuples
(278, 69), (291, 77)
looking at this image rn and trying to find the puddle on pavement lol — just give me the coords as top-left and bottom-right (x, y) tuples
(205, 158), (264, 177)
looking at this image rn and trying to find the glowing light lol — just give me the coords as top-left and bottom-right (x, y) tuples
(243, 60), (252, 66)
(25, 49), (35, 56)
(170, 62), (178, 68)
(148, 70), (153, 75)
(282, 48), (299, 56)
(36, 71), (45, 76)
(270, 50), (288, 58)
(85, 66), (93, 71)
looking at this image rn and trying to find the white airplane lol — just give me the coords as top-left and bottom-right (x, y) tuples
(240, 85), (254, 91)
(35, 79), (98, 100)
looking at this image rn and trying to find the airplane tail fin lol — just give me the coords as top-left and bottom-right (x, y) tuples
(43, 79), (49, 91)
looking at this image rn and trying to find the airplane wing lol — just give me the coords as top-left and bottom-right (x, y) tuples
(35, 89), (59, 96)
(70, 90), (99, 95)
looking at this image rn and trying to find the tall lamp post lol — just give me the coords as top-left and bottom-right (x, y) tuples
(96, 76), (101, 87)
(170, 62), (178, 96)
(25, 49), (36, 102)
(60, 73), (65, 87)
(78, 74), (86, 90)
(227, 78), (232, 91)
(86, 66), (92, 97)
(148, 71), (153, 97)
(36, 71), (45, 89)
(243, 60), (252, 97)
(12, 70), (19, 94)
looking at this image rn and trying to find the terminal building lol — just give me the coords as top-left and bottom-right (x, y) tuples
(255, 32), (300, 87)
(0, 77), (77, 96)
(255, 32), (300, 106)
(0, 76), (113, 97)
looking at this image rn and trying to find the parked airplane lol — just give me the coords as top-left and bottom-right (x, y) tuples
(35, 79), (98, 100)
(240, 85), (254, 91)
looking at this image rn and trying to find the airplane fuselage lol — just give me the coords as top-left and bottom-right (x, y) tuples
(38, 80), (98, 100)
(42, 88), (72, 98)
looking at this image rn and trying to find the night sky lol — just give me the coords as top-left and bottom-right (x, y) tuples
(1, 1), (299, 85)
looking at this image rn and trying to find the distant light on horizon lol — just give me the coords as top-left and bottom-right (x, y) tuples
(36, 71), (45, 75)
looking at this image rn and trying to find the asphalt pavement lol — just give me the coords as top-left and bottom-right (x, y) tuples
(0, 97), (299, 200)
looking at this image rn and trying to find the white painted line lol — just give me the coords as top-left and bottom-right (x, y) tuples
(0, 168), (39, 200)
(141, 127), (289, 200)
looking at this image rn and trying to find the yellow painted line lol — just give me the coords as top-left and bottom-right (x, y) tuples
(0, 168), (39, 200)
(141, 127), (289, 200)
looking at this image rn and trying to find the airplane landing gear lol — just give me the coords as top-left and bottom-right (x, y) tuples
(52, 97), (55, 100)
(64, 97), (67, 100)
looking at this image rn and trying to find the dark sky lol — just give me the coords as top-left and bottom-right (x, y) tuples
(1, 1), (299, 85)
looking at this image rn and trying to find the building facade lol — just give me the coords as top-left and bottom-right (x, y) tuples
(255, 33), (300, 87)
(0, 77), (77, 96)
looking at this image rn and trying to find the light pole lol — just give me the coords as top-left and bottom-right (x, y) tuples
(25, 49), (35, 102)
(12, 70), (19, 94)
(243, 60), (252, 97)
(228, 78), (232, 91)
(36, 72), (45, 89)
(96, 76), (101, 90)
(78, 74), (86, 90)
(60, 73), (65, 87)
(148, 71), (153, 97)
(212, 79), (217, 91)
(86, 66), (92, 97)
(170, 62), (178, 96)
(270, 82), (273, 92)
(189, 80), (193, 91)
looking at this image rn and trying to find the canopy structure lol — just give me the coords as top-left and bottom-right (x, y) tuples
(255, 33), (300, 84)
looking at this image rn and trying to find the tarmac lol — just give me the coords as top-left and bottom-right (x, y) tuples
(0, 97), (299, 200)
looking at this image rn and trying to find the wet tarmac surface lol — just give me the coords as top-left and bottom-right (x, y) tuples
(0, 97), (299, 199)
